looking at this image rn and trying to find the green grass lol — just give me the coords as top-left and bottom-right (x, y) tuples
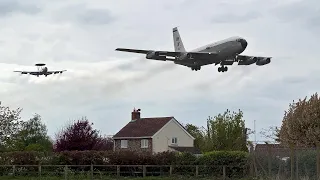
(0, 175), (217, 180)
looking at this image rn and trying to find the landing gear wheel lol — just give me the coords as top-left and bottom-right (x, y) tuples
(191, 66), (201, 71)
(218, 66), (228, 72)
(224, 66), (228, 71)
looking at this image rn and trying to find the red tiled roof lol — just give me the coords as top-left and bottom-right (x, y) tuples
(113, 117), (173, 138)
(255, 144), (314, 157)
(255, 144), (311, 150)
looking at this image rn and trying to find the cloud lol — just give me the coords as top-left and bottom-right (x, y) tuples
(0, 0), (41, 16)
(271, 0), (320, 31)
(0, 0), (319, 142)
(51, 3), (115, 26)
(211, 11), (262, 24)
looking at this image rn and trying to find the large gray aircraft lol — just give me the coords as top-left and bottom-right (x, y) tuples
(115, 27), (272, 72)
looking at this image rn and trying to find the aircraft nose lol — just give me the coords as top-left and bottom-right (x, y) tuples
(240, 39), (247, 49)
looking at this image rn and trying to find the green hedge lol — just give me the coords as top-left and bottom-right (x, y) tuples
(197, 151), (249, 178)
(0, 150), (249, 166)
(0, 150), (250, 178)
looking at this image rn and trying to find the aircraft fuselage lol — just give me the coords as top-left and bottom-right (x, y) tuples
(36, 67), (48, 76)
(177, 36), (247, 66)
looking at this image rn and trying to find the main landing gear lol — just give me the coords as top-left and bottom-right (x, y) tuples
(218, 66), (228, 72)
(191, 66), (201, 71)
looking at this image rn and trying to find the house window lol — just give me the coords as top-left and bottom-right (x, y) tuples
(171, 137), (177, 144)
(141, 139), (148, 148)
(121, 140), (128, 148)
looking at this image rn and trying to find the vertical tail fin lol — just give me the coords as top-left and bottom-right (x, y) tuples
(173, 27), (186, 52)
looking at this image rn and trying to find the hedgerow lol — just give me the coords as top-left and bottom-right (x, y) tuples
(0, 150), (250, 177)
(0, 150), (249, 166)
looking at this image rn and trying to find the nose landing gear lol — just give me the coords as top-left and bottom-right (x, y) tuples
(218, 66), (228, 72)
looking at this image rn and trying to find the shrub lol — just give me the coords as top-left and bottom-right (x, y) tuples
(0, 151), (46, 165)
(197, 151), (249, 178)
(54, 150), (111, 165)
(0, 150), (250, 167)
(198, 151), (249, 166)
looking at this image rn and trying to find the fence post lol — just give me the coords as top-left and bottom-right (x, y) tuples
(195, 165), (199, 177)
(143, 165), (146, 177)
(64, 165), (68, 180)
(38, 164), (41, 177)
(12, 165), (15, 176)
(268, 145), (272, 178)
(117, 165), (120, 177)
(252, 150), (258, 177)
(223, 166), (226, 180)
(90, 164), (93, 180)
(169, 165), (173, 176)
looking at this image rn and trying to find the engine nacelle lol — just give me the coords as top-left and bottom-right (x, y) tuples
(221, 60), (234, 65)
(256, 57), (271, 66)
(146, 51), (166, 61)
(238, 57), (257, 65)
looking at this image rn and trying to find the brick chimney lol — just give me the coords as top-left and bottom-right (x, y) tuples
(131, 108), (141, 121)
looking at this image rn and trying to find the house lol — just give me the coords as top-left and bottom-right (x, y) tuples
(112, 108), (201, 154)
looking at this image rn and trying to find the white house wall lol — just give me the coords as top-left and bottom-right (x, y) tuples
(152, 119), (194, 153)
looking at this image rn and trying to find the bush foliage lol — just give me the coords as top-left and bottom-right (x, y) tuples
(54, 118), (113, 152)
(0, 150), (249, 166)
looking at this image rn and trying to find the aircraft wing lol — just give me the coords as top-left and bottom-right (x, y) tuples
(47, 70), (67, 75)
(116, 48), (180, 57)
(237, 55), (272, 66)
(115, 48), (218, 59)
(13, 71), (40, 76)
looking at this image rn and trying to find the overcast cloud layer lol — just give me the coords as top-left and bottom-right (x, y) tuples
(0, 0), (319, 142)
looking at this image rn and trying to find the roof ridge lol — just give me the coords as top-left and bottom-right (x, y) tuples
(141, 116), (173, 119)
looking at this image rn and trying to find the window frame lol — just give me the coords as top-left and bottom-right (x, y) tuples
(141, 139), (149, 148)
(120, 140), (128, 148)
(171, 137), (177, 144)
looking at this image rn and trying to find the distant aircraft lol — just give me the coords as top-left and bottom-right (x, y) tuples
(14, 63), (67, 77)
(115, 27), (272, 72)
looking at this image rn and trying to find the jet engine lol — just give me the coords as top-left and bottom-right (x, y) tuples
(256, 57), (271, 66)
(238, 57), (257, 65)
(146, 51), (166, 61)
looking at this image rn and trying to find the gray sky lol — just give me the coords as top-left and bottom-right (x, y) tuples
(0, 0), (319, 142)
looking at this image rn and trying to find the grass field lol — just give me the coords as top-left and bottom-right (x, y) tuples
(0, 175), (220, 180)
